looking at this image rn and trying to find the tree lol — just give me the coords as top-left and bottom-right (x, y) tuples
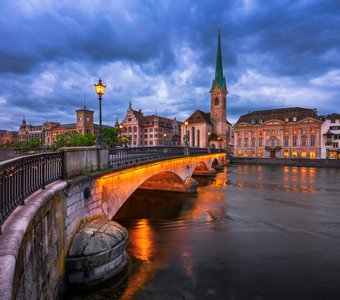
(102, 128), (119, 148)
(52, 132), (96, 149)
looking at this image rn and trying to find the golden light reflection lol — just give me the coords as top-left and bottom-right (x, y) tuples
(130, 219), (154, 262)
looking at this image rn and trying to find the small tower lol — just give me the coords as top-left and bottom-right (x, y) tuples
(76, 108), (94, 134)
(210, 27), (228, 139)
(114, 117), (120, 128)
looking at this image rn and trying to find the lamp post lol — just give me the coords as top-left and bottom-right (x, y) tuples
(94, 78), (106, 146)
(119, 124), (123, 146)
(184, 121), (189, 147)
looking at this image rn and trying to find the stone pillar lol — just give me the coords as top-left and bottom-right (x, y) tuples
(60, 146), (109, 179)
(183, 177), (198, 193)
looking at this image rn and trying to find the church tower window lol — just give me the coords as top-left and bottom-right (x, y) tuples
(214, 98), (219, 106)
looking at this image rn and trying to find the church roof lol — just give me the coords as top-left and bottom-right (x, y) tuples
(185, 109), (212, 124)
(211, 28), (226, 90)
(235, 107), (319, 125)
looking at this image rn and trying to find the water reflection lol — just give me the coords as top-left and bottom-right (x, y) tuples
(68, 165), (340, 300)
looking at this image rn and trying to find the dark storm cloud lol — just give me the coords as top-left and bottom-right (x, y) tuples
(0, 0), (340, 130)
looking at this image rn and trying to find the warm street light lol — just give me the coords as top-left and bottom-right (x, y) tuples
(184, 121), (189, 147)
(94, 78), (106, 145)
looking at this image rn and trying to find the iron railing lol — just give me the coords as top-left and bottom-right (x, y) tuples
(108, 146), (225, 168)
(0, 152), (63, 233)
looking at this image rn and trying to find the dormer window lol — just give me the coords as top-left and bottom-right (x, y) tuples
(251, 119), (256, 125)
(285, 117), (289, 123)
(258, 119), (263, 124)
(293, 116), (297, 122)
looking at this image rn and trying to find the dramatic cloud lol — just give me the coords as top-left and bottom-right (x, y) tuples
(0, 0), (340, 130)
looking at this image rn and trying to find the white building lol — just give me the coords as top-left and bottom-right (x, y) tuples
(321, 113), (340, 159)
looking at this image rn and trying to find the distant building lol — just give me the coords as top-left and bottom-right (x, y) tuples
(182, 28), (232, 151)
(234, 107), (322, 159)
(0, 130), (18, 144)
(321, 113), (340, 159)
(17, 107), (110, 146)
(121, 104), (181, 147)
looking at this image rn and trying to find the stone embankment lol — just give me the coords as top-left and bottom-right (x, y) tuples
(231, 157), (340, 168)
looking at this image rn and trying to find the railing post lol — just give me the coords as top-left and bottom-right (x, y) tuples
(41, 155), (45, 190)
(20, 159), (25, 205)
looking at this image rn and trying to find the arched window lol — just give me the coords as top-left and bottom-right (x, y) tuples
(214, 97), (219, 106)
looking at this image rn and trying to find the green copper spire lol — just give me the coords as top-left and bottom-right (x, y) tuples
(211, 27), (226, 90)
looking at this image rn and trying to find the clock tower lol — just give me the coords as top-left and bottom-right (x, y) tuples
(210, 28), (228, 139)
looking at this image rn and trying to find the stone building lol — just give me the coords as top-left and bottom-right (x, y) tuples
(182, 29), (232, 150)
(18, 108), (103, 146)
(234, 107), (322, 159)
(0, 130), (18, 144)
(321, 113), (340, 159)
(121, 104), (181, 147)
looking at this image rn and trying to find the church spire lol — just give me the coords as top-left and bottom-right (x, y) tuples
(211, 26), (226, 90)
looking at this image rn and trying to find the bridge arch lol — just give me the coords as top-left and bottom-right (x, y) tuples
(95, 154), (225, 219)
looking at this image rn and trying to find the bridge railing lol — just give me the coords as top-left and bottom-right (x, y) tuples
(108, 146), (225, 168)
(0, 152), (63, 233)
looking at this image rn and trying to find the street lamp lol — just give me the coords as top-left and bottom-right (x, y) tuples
(119, 124), (123, 146)
(184, 121), (189, 147)
(94, 78), (106, 145)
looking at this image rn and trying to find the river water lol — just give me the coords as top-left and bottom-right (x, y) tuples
(70, 164), (340, 300)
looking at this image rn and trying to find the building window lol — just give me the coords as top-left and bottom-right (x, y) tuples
(259, 130), (263, 136)
(251, 150), (256, 157)
(258, 119), (263, 124)
(128, 118), (132, 122)
(310, 127), (315, 134)
(214, 98), (219, 106)
(293, 117), (297, 122)
(293, 137), (297, 146)
(191, 127), (195, 147)
(197, 129), (200, 147)
(244, 150), (249, 157)
(133, 126), (137, 132)
(244, 138), (248, 147)
(144, 134), (147, 138)
(284, 129), (289, 134)
(259, 138), (263, 147)
(258, 150), (263, 157)
(310, 150), (316, 159)
(310, 138), (315, 146)
(285, 117), (289, 123)
(271, 129), (275, 135)
(251, 138), (256, 147)
(284, 138), (289, 147)
(237, 138), (242, 147)
(128, 127), (132, 133)
(293, 128), (297, 134)
(271, 139), (275, 147)
(284, 150), (289, 157)
(149, 128), (153, 132)
(237, 150), (242, 157)
(302, 138), (307, 146)
(301, 150), (307, 158)
(292, 150), (297, 157)
(133, 141), (137, 145)
(329, 151), (337, 159)
(149, 134), (153, 138)
(331, 119), (336, 124)
(149, 140), (153, 145)
(251, 119), (256, 125)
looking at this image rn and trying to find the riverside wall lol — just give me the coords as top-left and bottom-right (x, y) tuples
(230, 157), (340, 168)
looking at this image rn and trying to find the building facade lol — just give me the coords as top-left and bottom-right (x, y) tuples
(321, 113), (340, 159)
(0, 131), (18, 144)
(17, 108), (101, 146)
(182, 29), (232, 150)
(234, 107), (322, 159)
(121, 104), (181, 147)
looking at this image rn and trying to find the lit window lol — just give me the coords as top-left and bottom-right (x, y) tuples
(329, 151), (337, 159)
(251, 150), (256, 157)
(293, 128), (297, 134)
(271, 129), (275, 135)
(293, 117), (297, 122)
(311, 127), (315, 134)
(237, 150), (242, 157)
(285, 117), (289, 123)
(258, 150), (263, 157)
(244, 150), (249, 157)
(284, 150), (289, 157)
(301, 150), (307, 158)
(292, 150), (298, 157)
(310, 150), (316, 159)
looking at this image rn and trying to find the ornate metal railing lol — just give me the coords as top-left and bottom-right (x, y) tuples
(108, 146), (225, 168)
(0, 152), (63, 233)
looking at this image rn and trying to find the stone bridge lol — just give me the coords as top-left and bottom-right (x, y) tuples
(0, 147), (226, 300)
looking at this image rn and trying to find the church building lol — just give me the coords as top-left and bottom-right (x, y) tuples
(181, 29), (232, 150)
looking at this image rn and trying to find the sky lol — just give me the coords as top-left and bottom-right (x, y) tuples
(1, 0), (340, 130)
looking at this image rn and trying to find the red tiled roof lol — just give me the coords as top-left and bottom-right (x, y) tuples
(186, 110), (212, 124)
(325, 113), (340, 120)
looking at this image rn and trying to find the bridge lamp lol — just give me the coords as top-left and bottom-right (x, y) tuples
(94, 78), (106, 146)
(119, 124), (123, 146)
(184, 121), (189, 147)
